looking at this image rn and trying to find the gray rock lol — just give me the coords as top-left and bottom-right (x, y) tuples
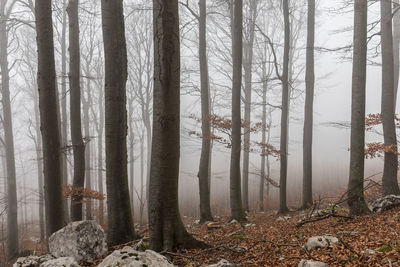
(206, 259), (239, 267)
(13, 255), (54, 267)
(39, 257), (80, 267)
(298, 259), (328, 267)
(48, 220), (107, 263)
(276, 216), (291, 222)
(97, 246), (174, 267)
(370, 195), (400, 212)
(361, 249), (377, 255)
(305, 235), (339, 251)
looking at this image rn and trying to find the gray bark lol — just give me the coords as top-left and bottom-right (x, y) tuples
(101, 0), (135, 246)
(381, 0), (400, 195)
(348, 0), (370, 215)
(35, 0), (65, 238)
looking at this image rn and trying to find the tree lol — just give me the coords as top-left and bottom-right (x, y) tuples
(0, 0), (18, 258)
(67, 0), (85, 222)
(393, 0), (400, 107)
(229, 0), (246, 221)
(35, 0), (65, 238)
(149, 0), (205, 251)
(279, 0), (290, 214)
(347, 0), (370, 216)
(198, 0), (213, 223)
(381, 0), (400, 196)
(302, 0), (315, 209)
(242, 0), (258, 212)
(100, 0), (135, 246)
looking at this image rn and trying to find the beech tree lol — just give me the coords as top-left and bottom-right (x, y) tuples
(101, 0), (135, 246)
(380, 0), (400, 196)
(149, 0), (205, 251)
(35, 0), (65, 238)
(0, 0), (18, 258)
(302, 0), (315, 209)
(347, 0), (370, 215)
(67, 0), (85, 222)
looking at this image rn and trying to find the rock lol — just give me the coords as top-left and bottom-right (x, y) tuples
(97, 246), (174, 267)
(39, 257), (80, 267)
(227, 219), (239, 225)
(276, 216), (291, 222)
(244, 223), (255, 228)
(298, 259), (328, 267)
(370, 195), (400, 212)
(305, 235), (339, 251)
(132, 240), (148, 251)
(206, 259), (239, 267)
(361, 249), (376, 255)
(48, 220), (107, 263)
(13, 255), (54, 267)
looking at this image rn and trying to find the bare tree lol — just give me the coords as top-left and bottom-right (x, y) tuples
(35, 0), (65, 238)
(302, 0), (315, 209)
(149, 0), (205, 251)
(101, 0), (135, 246)
(381, 0), (400, 195)
(67, 0), (85, 222)
(348, 0), (370, 215)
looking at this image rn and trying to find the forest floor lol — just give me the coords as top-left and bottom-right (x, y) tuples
(165, 207), (400, 266)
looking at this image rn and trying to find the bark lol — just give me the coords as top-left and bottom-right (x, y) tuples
(84, 82), (92, 220)
(279, 0), (290, 214)
(0, 1), (18, 258)
(348, 0), (370, 215)
(140, 132), (144, 226)
(34, 89), (45, 241)
(259, 63), (268, 212)
(302, 0), (315, 209)
(197, 0), (213, 223)
(101, 0), (135, 246)
(128, 102), (134, 219)
(242, 0), (257, 212)
(67, 0), (86, 222)
(393, 0), (400, 108)
(149, 0), (206, 251)
(61, 0), (69, 223)
(35, 0), (65, 238)
(229, 0), (246, 221)
(97, 83), (104, 226)
(381, 0), (400, 196)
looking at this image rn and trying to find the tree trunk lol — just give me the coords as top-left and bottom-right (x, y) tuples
(279, 0), (290, 214)
(97, 83), (104, 226)
(393, 0), (400, 108)
(128, 103), (134, 219)
(302, 0), (315, 209)
(140, 133), (144, 226)
(242, 0), (257, 212)
(229, 0), (246, 221)
(101, 0), (135, 246)
(197, 0), (213, 223)
(67, 0), (86, 222)
(381, 0), (400, 196)
(35, 0), (65, 238)
(61, 0), (69, 223)
(84, 83), (92, 220)
(259, 62), (268, 212)
(348, 0), (370, 215)
(149, 0), (206, 251)
(34, 90), (45, 241)
(0, 3), (18, 258)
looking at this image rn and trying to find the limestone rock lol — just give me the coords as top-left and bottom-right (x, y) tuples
(48, 220), (107, 263)
(298, 259), (328, 267)
(305, 235), (339, 251)
(97, 246), (174, 267)
(370, 195), (400, 212)
(13, 255), (54, 267)
(39, 257), (80, 267)
(206, 259), (239, 267)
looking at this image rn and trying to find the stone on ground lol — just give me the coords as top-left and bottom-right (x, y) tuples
(370, 195), (400, 212)
(48, 220), (107, 263)
(305, 235), (339, 251)
(13, 254), (54, 267)
(39, 257), (80, 267)
(206, 259), (239, 267)
(298, 259), (328, 267)
(97, 246), (174, 267)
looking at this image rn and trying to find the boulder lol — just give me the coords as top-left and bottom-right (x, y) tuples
(206, 259), (239, 267)
(97, 246), (174, 267)
(48, 220), (107, 263)
(276, 216), (291, 222)
(298, 259), (328, 267)
(370, 195), (400, 212)
(39, 257), (80, 267)
(305, 235), (338, 251)
(13, 255), (54, 267)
